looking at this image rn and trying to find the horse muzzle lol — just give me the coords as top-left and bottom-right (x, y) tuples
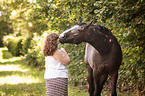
(59, 38), (65, 44)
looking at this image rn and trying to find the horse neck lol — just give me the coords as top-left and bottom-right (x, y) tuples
(86, 31), (113, 56)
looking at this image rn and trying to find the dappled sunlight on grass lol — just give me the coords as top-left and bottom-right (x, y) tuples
(0, 47), (41, 86)
(0, 47), (46, 95)
(0, 63), (41, 85)
(0, 57), (24, 63)
(0, 75), (40, 85)
(0, 65), (28, 72)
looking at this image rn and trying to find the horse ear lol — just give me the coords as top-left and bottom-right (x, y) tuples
(78, 17), (82, 24)
(84, 19), (94, 29)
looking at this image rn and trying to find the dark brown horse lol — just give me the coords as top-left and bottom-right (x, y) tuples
(59, 17), (122, 96)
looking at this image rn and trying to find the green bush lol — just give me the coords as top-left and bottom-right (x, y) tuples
(3, 36), (14, 47)
(26, 31), (50, 69)
(4, 36), (23, 56)
(21, 36), (32, 55)
(3, 35), (33, 56)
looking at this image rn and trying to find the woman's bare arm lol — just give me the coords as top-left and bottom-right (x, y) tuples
(52, 49), (70, 65)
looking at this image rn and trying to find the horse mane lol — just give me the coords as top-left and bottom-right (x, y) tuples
(92, 24), (112, 35)
(78, 22), (112, 35)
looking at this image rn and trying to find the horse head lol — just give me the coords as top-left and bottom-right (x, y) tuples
(59, 17), (115, 55)
(59, 17), (93, 44)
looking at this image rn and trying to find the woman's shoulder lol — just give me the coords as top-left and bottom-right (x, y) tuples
(45, 56), (60, 63)
(45, 56), (54, 60)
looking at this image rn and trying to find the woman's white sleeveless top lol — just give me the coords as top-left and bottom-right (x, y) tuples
(44, 56), (68, 79)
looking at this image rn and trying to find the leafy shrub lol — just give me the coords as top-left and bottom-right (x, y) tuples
(4, 36), (23, 56)
(3, 36), (14, 47)
(21, 36), (32, 55)
(4, 35), (33, 56)
(118, 43), (145, 94)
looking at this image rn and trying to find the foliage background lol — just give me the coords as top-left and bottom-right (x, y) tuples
(0, 0), (144, 95)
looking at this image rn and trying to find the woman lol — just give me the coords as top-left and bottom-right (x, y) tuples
(42, 33), (70, 96)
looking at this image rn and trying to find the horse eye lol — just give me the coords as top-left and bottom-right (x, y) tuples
(81, 27), (84, 30)
(74, 33), (79, 36)
(78, 28), (83, 31)
(78, 27), (84, 31)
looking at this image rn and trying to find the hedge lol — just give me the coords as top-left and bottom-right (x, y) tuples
(3, 36), (32, 56)
(5, 37), (23, 56)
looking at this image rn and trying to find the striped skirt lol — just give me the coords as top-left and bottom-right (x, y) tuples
(45, 78), (68, 96)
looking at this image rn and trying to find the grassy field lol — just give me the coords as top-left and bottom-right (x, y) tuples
(0, 47), (88, 96)
(0, 47), (138, 96)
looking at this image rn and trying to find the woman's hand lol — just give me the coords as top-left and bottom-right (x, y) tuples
(60, 48), (67, 54)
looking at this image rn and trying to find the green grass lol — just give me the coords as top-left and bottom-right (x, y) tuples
(0, 47), (88, 96)
(0, 47), (139, 96)
(68, 86), (88, 96)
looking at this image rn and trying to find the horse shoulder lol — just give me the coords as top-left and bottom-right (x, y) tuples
(84, 43), (89, 64)
(85, 43), (102, 69)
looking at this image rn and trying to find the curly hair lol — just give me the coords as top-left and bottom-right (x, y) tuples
(42, 33), (59, 56)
